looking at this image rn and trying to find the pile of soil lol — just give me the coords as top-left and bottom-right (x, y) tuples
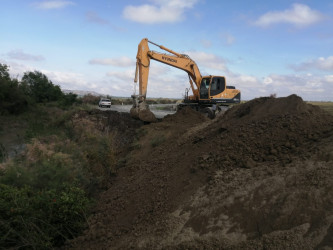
(199, 94), (333, 169)
(67, 95), (333, 249)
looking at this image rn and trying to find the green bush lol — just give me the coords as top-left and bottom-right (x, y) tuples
(21, 71), (63, 103)
(59, 93), (80, 108)
(0, 136), (92, 249)
(0, 184), (90, 248)
(0, 160), (75, 191)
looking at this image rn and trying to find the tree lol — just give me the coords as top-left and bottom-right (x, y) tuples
(22, 71), (63, 103)
(0, 64), (29, 114)
(0, 63), (10, 81)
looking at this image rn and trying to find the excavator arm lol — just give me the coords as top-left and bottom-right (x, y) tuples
(131, 38), (202, 122)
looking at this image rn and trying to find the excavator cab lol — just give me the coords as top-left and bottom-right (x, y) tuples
(199, 76), (240, 104)
(199, 76), (226, 101)
(199, 77), (210, 100)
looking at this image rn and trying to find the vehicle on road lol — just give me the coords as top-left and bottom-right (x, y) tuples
(99, 98), (111, 108)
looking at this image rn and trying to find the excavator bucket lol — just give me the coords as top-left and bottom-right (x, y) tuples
(130, 95), (157, 123)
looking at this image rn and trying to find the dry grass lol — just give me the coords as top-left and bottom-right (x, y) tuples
(308, 101), (333, 115)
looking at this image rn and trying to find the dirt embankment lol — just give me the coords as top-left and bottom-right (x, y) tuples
(68, 95), (333, 249)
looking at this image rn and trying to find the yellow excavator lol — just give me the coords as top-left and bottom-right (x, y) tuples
(130, 38), (241, 122)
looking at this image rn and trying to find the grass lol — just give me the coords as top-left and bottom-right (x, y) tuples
(308, 101), (333, 115)
(150, 135), (166, 148)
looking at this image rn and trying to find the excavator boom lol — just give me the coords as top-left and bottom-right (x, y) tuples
(134, 38), (201, 100)
(131, 38), (202, 122)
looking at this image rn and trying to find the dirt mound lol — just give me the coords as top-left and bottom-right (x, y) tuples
(225, 94), (317, 121)
(163, 106), (209, 124)
(67, 95), (333, 249)
(202, 95), (333, 169)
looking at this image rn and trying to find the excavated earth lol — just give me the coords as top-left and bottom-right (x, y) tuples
(67, 95), (333, 249)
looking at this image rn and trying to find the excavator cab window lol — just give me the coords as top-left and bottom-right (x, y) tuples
(200, 78), (210, 99)
(210, 77), (225, 96)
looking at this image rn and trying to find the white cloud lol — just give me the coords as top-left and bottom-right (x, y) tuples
(89, 56), (135, 67)
(106, 69), (139, 96)
(236, 75), (257, 83)
(254, 4), (325, 28)
(220, 33), (235, 46)
(41, 70), (93, 89)
(106, 62), (186, 98)
(106, 63), (170, 83)
(227, 73), (262, 94)
(223, 72), (333, 101)
(185, 51), (228, 72)
(106, 69), (134, 81)
(85, 11), (109, 25)
(85, 11), (124, 31)
(123, 0), (199, 24)
(7, 49), (45, 61)
(325, 75), (333, 83)
(258, 74), (333, 100)
(33, 1), (75, 10)
(143, 64), (188, 98)
(0, 60), (97, 91)
(291, 56), (333, 72)
(263, 76), (273, 85)
(200, 39), (212, 48)
(0, 60), (35, 79)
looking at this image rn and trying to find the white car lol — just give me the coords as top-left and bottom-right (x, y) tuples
(99, 98), (111, 108)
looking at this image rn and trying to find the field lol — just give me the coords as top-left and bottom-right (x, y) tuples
(308, 101), (333, 115)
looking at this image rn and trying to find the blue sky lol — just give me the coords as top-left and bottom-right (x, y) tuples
(1, 0), (333, 101)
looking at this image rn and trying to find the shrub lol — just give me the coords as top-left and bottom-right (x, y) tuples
(58, 92), (80, 108)
(0, 135), (92, 248)
(111, 98), (132, 105)
(81, 94), (100, 105)
(0, 183), (90, 248)
(21, 71), (63, 103)
(0, 64), (30, 115)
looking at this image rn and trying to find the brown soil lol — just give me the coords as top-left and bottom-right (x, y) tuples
(67, 95), (333, 249)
